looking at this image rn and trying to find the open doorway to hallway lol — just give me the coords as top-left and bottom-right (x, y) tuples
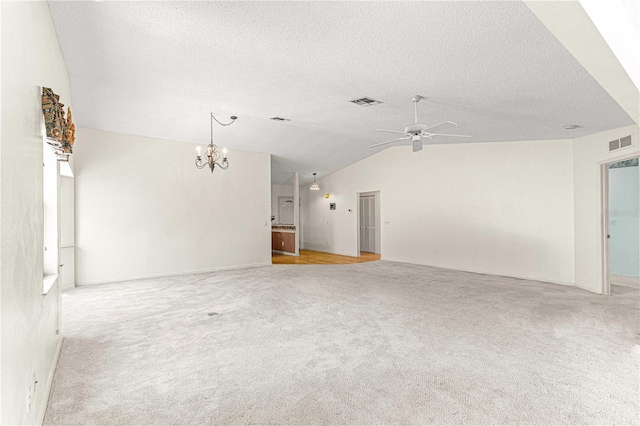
(607, 157), (639, 291)
(272, 250), (379, 264)
(601, 154), (639, 295)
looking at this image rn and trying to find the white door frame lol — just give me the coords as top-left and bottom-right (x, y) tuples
(599, 152), (639, 295)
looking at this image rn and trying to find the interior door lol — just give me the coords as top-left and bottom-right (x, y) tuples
(359, 195), (375, 253)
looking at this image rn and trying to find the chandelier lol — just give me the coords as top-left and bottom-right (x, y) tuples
(310, 172), (319, 190)
(195, 112), (237, 172)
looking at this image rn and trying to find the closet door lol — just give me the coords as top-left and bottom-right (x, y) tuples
(359, 196), (375, 253)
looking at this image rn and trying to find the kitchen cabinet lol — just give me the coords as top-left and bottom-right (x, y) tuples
(272, 231), (295, 253)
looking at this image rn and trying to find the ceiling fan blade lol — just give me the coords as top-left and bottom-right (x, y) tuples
(368, 136), (411, 148)
(412, 139), (423, 152)
(429, 133), (471, 138)
(375, 129), (408, 135)
(423, 121), (458, 133)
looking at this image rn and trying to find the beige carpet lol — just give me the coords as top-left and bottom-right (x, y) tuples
(611, 274), (640, 289)
(45, 261), (638, 425)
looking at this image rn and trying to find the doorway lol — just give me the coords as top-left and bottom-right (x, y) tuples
(601, 154), (639, 295)
(358, 191), (381, 255)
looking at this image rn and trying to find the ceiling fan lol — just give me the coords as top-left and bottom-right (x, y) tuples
(369, 95), (470, 152)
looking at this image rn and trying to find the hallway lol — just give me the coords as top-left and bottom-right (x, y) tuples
(272, 250), (380, 265)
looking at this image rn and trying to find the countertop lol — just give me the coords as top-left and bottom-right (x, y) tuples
(272, 225), (296, 232)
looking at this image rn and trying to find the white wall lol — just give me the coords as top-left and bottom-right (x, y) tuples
(525, 1), (639, 125)
(1, 1), (68, 423)
(573, 125), (639, 293)
(609, 164), (639, 277)
(303, 139), (576, 285)
(578, 0), (640, 91)
(74, 128), (271, 284)
(271, 184), (293, 224)
(60, 177), (74, 248)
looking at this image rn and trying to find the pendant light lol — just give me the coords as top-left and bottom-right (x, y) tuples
(310, 172), (319, 191)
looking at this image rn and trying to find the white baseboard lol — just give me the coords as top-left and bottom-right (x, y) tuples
(272, 250), (298, 256)
(38, 335), (63, 426)
(384, 258), (575, 288)
(76, 262), (272, 286)
(60, 282), (75, 291)
(574, 282), (599, 294)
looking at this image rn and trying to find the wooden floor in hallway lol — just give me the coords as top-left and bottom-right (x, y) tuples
(272, 250), (381, 265)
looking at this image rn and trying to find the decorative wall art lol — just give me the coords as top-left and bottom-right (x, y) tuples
(41, 87), (75, 162)
(609, 158), (638, 169)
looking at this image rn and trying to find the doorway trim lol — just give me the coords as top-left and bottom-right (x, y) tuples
(599, 151), (639, 295)
(356, 191), (381, 257)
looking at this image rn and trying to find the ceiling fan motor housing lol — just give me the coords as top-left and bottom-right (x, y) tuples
(405, 123), (428, 134)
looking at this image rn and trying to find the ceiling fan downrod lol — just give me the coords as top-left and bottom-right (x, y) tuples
(412, 95), (424, 124)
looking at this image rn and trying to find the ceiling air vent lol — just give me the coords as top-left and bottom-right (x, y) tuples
(349, 97), (383, 107)
(609, 139), (620, 151)
(270, 117), (291, 122)
(609, 135), (633, 152)
(620, 135), (632, 148)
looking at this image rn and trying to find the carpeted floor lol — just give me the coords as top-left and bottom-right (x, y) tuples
(44, 261), (639, 425)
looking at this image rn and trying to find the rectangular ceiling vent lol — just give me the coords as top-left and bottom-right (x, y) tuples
(349, 97), (383, 107)
(609, 135), (633, 152)
(270, 117), (291, 122)
(620, 135), (632, 148)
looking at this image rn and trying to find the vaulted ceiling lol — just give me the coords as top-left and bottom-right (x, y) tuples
(49, 1), (634, 184)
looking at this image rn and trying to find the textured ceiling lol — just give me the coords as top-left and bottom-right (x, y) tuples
(49, 1), (634, 185)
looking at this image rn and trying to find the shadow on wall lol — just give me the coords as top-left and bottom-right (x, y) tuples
(382, 216), (570, 284)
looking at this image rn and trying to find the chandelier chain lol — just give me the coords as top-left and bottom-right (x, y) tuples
(211, 114), (236, 127)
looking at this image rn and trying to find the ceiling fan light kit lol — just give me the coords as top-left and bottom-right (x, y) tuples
(370, 95), (471, 152)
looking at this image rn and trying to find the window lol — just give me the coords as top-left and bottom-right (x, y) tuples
(43, 141), (58, 293)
